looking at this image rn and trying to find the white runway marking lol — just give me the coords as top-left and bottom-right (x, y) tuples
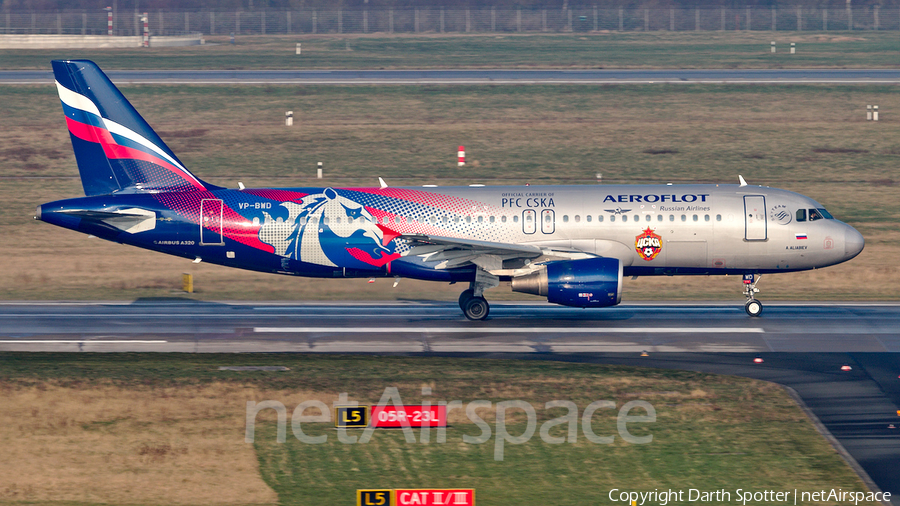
(253, 327), (764, 334)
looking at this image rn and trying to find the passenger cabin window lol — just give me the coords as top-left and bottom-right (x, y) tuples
(796, 209), (806, 222)
(657, 214), (663, 222)
(645, 214), (651, 222)
(597, 215), (603, 222)
(622, 215), (628, 222)
(586, 215), (592, 223)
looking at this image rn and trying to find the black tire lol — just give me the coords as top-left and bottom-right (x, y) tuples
(458, 289), (475, 311)
(463, 296), (490, 321)
(745, 299), (763, 317)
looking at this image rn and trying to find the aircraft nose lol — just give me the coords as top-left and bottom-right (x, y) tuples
(844, 226), (864, 259)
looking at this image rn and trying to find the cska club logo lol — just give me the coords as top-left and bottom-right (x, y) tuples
(635, 227), (663, 261)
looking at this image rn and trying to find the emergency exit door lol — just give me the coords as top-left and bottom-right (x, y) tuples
(522, 209), (536, 234)
(743, 195), (767, 241)
(200, 199), (224, 245)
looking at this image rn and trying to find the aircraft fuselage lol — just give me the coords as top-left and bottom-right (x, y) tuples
(37, 183), (864, 282)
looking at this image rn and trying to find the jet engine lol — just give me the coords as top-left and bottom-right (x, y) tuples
(510, 257), (623, 308)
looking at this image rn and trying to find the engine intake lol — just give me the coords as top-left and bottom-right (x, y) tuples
(511, 257), (623, 308)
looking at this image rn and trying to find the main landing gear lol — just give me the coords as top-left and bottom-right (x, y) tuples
(459, 288), (489, 321)
(742, 274), (763, 317)
(459, 269), (499, 321)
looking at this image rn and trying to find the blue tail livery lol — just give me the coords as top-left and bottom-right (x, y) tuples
(52, 59), (212, 195)
(37, 60), (864, 319)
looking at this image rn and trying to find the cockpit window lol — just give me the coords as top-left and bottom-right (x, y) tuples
(808, 209), (824, 221)
(796, 209), (806, 222)
(817, 208), (834, 220)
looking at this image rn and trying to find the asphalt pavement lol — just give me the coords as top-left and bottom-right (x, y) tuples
(3, 68), (900, 84)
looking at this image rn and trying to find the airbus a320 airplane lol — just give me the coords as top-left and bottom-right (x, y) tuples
(36, 60), (864, 319)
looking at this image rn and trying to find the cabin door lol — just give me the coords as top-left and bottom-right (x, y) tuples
(200, 199), (224, 245)
(743, 195), (767, 241)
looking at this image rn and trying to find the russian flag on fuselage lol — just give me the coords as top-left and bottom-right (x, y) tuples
(52, 60), (207, 196)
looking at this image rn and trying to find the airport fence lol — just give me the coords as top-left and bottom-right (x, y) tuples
(1, 6), (899, 37)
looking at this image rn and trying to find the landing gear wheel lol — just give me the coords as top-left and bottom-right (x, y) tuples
(458, 289), (475, 311)
(463, 296), (490, 321)
(745, 299), (763, 317)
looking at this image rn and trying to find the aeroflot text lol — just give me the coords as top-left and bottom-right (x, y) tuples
(608, 488), (891, 506)
(602, 194), (710, 204)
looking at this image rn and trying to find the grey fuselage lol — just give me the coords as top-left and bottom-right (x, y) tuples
(37, 183), (864, 281)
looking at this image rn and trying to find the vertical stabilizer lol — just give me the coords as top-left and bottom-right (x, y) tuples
(52, 59), (210, 195)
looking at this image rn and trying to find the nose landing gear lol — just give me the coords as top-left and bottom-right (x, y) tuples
(743, 274), (763, 317)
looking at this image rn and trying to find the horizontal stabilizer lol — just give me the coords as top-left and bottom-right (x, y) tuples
(59, 207), (156, 234)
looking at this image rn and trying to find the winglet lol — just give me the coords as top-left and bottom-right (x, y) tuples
(379, 177), (388, 189)
(739, 175), (748, 187)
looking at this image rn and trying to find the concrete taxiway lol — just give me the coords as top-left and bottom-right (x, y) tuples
(3, 69), (900, 84)
(1, 300), (898, 501)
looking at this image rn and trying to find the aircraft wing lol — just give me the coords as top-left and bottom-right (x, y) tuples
(402, 233), (552, 271)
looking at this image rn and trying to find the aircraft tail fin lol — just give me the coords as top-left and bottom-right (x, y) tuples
(52, 59), (213, 196)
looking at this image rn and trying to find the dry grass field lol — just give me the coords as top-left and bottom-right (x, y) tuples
(0, 382), (279, 505)
(0, 354), (882, 506)
(1, 83), (898, 301)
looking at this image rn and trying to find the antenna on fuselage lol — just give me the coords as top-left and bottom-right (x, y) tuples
(379, 177), (388, 189)
(739, 175), (748, 187)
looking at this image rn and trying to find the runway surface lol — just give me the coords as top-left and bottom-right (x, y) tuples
(3, 69), (900, 84)
(1, 301), (897, 353)
(1, 300), (898, 501)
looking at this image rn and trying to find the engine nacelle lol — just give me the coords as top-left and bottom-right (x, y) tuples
(510, 257), (623, 308)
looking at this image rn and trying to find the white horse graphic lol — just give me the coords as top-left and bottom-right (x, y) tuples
(258, 188), (387, 267)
